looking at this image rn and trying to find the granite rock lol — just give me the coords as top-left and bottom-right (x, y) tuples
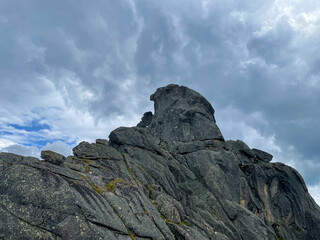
(41, 150), (66, 165)
(1, 84), (319, 240)
(252, 148), (273, 162)
(149, 84), (224, 143)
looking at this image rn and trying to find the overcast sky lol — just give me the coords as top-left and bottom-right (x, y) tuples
(0, 0), (319, 204)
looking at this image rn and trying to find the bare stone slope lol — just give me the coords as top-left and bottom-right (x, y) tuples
(1, 84), (319, 240)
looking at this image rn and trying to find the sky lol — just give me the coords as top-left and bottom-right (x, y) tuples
(0, 0), (319, 204)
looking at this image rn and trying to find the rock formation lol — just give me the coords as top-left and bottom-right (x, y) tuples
(1, 84), (320, 240)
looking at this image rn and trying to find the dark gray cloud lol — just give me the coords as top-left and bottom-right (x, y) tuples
(0, 0), (319, 201)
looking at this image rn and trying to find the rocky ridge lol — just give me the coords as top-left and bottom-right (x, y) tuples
(1, 84), (320, 240)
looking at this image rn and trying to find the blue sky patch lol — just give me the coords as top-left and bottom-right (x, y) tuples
(0, 131), (14, 135)
(8, 120), (51, 132)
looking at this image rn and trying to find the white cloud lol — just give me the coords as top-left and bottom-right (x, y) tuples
(216, 105), (281, 154)
(289, 12), (320, 35)
(215, 105), (320, 204)
(0, 139), (15, 149)
(308, 184), (320, 206)
(41, 141), (72, 157)
(1, 144), (40, 158)
(0, 0), (319, 206)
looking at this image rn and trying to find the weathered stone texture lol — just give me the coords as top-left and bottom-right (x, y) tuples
(1, 84), (319, 240)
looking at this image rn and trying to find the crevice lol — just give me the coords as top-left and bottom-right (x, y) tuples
(122, 154), (140, 187)
(115, 140), (165, 158)
(133, 190), (173, 239)
(102, 197), (143, 239)
(0, 159), (22, 173)
(20, 163), (80, 182)
(0, 203), (63, 238)
(77, 204), (128, 236)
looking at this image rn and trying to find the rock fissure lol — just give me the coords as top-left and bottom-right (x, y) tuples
(0, 203), (63, 238)
(77, 204), (128, 236)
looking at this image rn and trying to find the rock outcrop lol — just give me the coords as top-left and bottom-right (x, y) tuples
(1, 84), (319, 240)
(41, 150), (66, 165)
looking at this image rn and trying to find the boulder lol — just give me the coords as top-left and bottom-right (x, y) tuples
(95, 138), (109, 145)
(72, 141), (123, 160)
(41, 150), (66, 165)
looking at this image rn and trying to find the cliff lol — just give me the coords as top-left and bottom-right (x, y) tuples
(1, 84), (319, 240)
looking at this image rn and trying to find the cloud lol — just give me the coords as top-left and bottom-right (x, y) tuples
(1, 144), (40, 158)
(0, 0), (319, 202)
(216, 105), (281, 153)
(308, 183), (320, 206)
(41, 141), (72, 157)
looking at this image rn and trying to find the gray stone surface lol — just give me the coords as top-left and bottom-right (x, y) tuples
(73, 141), (123, 161)
(96, 138), (109, 145)
(137, 111), (153, 127)
(41, 150), (66, 165)
(149, 84), (224, 143)
(252, 148), (273, 162)
(1, 84), (319, 240)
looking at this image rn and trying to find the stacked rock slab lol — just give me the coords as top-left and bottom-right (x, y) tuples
(1, 84), (320, 240)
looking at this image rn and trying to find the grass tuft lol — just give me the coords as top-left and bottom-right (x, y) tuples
(105, 178), (131, 192)
(127, 228), (137, 240)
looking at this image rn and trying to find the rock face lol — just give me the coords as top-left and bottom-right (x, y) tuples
(1, 84), (320, 240)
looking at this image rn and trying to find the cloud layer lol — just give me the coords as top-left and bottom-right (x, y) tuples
(0, 0), (319, 203)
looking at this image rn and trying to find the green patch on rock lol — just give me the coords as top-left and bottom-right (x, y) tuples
(148, 185), (154, 199)
(144, 209), (150, 217)
(127, 228), (137, 240)
(148, 197), (157, 206)
(105, 178), (131, 192)
(161, 215), (174, 224)
(82, 159), (92, 172)
(122, 154), (139, 186)
(179, 221), (188, 226)
(89, 183), (103, 195)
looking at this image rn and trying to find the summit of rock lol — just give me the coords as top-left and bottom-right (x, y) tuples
(148, 84), (224, 143)
(1, 84), (320, 240)
(150, 84), (215, 118)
